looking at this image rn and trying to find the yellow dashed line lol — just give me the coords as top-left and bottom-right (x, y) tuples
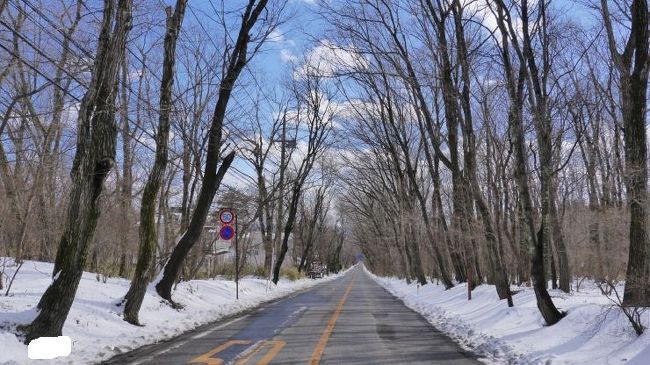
(309, 276), (355, 365)
(189, 339), (286, 365)
(188, 339), (251, 365)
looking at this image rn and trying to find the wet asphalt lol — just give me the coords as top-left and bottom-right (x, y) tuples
(103, 266), (482, 365)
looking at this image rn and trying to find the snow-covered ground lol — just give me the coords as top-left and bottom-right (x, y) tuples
(0, 259), (346, 365)
(367, 267), (650, 365)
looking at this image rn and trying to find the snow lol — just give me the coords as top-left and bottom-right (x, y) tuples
(0, 259), (346, 365)
(367, 267), (650, 365)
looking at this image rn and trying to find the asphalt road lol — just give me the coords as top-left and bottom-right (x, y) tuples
(104, 266), (481, 365)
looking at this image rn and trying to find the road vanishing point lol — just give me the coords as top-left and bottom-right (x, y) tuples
(104, 266), (481, 365)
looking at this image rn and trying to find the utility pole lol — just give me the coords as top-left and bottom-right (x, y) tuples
(276, 113), (287, 256)
(270, 112), (296, 281)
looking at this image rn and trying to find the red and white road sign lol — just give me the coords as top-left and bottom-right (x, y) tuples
(219, 209), (235, 224)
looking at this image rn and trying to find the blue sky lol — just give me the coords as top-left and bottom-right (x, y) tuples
(247, 0), (327, 84)
(124, 0), (605, 191)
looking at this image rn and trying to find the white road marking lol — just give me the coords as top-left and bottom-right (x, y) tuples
(125, 314), (250, 364)
(227, 340), (264, 365)
(191, 314), (249, 339)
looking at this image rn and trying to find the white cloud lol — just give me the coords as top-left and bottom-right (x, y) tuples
(467, 0), (526, 45)
(61, 102), (80, 128)
(297, 40), (368, 77)
(280, 49), (298, 63)
(268, 29), (285, 43)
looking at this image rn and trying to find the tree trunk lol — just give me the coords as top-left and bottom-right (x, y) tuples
(156, 0), (269, 303)
(119, 48), (132, 279)
(516, 202), (529, 285)
(549, 198), (570, 292)
(123, 0), (187, 325)
(450, 0), (511, 303)
(23, 0), (133, 342)
(496, 0), (565, 324)
(155, 152), (234, 303)
(611, 0), (650, 307)
(255, 165), (273, 276)
(273, 186), (301, 284)
(599, 0), (650, 306)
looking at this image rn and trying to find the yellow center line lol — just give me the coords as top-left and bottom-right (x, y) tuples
(257, 340), (286, 365)
(309, 276), (356, 365)
(189, 340), (251, 365)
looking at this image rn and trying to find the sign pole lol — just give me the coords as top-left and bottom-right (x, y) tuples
(235, 209), (239, 300)
(218, 208), (238, 300)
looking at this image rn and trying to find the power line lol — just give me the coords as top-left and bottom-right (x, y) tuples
(0, 41), (81, 102)
(11, 0), (163, 116)
(2, 0), (283, 188)
(20, 0), (94, 59)
(14, 0), (264, 156)
(5, 0), (204, 160)
(0, 5), (183, 169)
(0, 19), (88, 90)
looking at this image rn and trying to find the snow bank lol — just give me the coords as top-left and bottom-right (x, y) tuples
(366, 267), (650, 365)
(0, 259), (346, 364)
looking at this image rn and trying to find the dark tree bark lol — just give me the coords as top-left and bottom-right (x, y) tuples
(156, 151), (235, 303)
(118, 47), (132, 279)
(22, 0), (133, 342)
(273, 185), (309, 284)
(122, 0), (187, 325)
(156, 0), (270, 302)
(601, 0), (650, 306)
(328, 224), (345, 273)
(518, 0), (571, 294)
(298, 185), (326, 273)
(516, 200), (530, 284)
(449, 0), (512, 305)
(493, 0), (564, 324)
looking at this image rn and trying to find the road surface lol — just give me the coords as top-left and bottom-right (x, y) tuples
(104, 266), (481, 365)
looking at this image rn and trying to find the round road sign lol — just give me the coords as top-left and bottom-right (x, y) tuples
(219, 210), (234, 224)
(219, 225), (235, 241)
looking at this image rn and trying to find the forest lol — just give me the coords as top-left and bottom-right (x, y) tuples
(0, 0), (648, 343)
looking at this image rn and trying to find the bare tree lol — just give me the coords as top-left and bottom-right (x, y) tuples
(22, 0), (133, 342)
(122, 0), (187, 325)
(492, 0), (565, 324)
(600, 0), (650, 306)
(271, 64), (334, 284)
(155, 0), (277, 304)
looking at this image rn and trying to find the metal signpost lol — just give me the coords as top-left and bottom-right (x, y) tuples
(219, 208), (238, 300)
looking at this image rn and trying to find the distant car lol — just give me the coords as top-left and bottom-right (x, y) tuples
(309, 261), (326, 279)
